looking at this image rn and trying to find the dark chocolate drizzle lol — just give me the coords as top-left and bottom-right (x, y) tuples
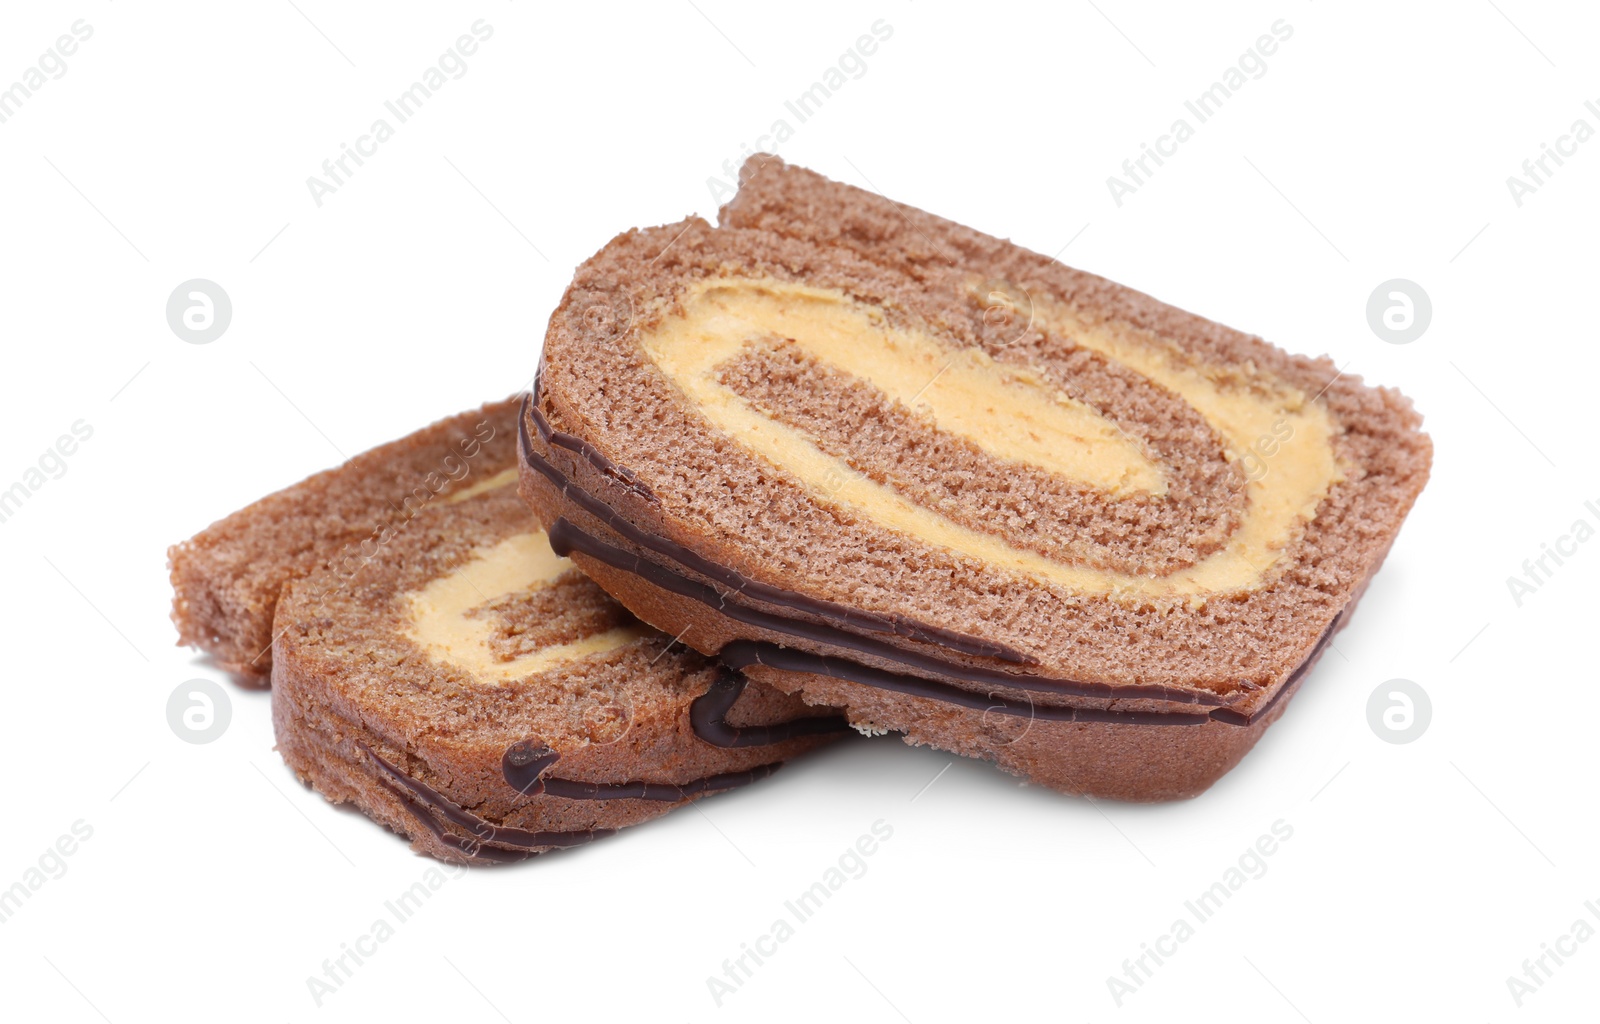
(498, 738), (788, 801)
(721, 612), (1341, 729)
(500, 740), (561, 793)
(360, 742), (610, 854)
(543, 763), (782, 801)
(531, 367), (658, 503)
(548, 513), (1220, 707)
(521, 394), (1342, 728)
(363, 735), (792, 859)
(691, 669), (852, 746)
(375, 776), (538, 863)
(523, 392), (1032, 665)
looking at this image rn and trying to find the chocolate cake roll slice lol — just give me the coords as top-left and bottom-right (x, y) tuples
(520, 157), (1431, 801)
(174, 404), (841, 862)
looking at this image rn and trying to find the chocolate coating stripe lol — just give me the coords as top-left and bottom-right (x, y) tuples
(522, 396), (1343, 724)
(691, 669), (852, 747)
(1196, 612), (1341, 727)
(498, 738), (799, 797)
(523, 391), (1031, 665)
(547, 512), (1222, 709)
(555, 509), (1320, 726)
(724, 609), (1342, 729)
(719, 640), (1204, 726)
(497, 737), (788, 799)
(532, 369), (658, 504)
(360, 743), (611, 852)
(375, 775), (537, 864)
(500, 739), (561, 791)
(543, 763), (782, 801)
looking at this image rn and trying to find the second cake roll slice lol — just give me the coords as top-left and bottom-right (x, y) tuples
(523, 160), (1431, 800)
(236, 404), (841, 863)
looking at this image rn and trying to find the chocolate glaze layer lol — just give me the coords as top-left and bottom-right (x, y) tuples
(522, 395), (1340, 726)
(525, 390), (1031, 664)
(498, 738), (788, 800)
(360, 742), (611, 853)
(501, 740), (561, 792)
(543, 763), (782, 801)
(691, 669), (851, 747)
(545, 419), (658, 504)
(548, 513), (1224, 709)
(376, 776), (536, 864)
(722, 612), (1340, 729)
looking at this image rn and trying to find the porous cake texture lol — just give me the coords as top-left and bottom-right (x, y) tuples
(169, 401), (521, 682)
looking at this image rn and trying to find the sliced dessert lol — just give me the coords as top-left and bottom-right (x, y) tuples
(519, 157), (1431, 800)
(173, 403), (841, 862)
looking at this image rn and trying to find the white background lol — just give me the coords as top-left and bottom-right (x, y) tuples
(1, 2), (1595, 1021)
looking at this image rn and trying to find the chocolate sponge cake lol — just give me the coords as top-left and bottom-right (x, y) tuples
(175, 404), (841, 862)
(520, 156), (1431, 801)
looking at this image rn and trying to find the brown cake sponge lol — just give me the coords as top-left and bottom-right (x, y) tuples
(172, 402), (841, 862)
(519, 156), (1431, 800)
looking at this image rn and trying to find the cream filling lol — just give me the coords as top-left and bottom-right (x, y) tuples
(445, 466), (519, 504)
(670, 282), (1162, 496)
(403, 531), (646, 682)
(637, 278), (1344, 600)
